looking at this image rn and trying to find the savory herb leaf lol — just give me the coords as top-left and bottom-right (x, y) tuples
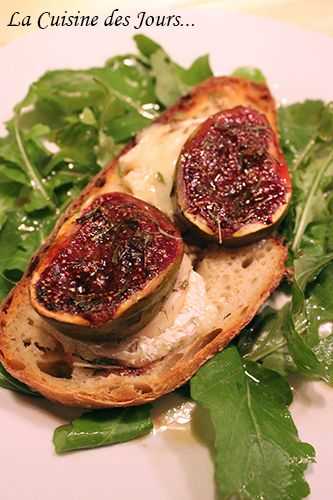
(291, 142), (333, 253)
(190, 347), (315, 500)
(278, 100), (325, 165)
(179, 55), (213, 86)
(279, 100), (333, 249)
(240, 305), (290, 361)
(294, 251), (333, 291)
(152, 49), (213, 107)
(243, 100), (333, 379)
(13, 111), (56, 210)
(0, 365), (38, 396)
(285, 299), (327, 381)
(149, 49), (190, 107)
(284, 262), (333, 383)
(232, 66), (266, 83)
(53, 405), (153, 453)
(275, 100), (333, 380)
(135, 34), (212, 107)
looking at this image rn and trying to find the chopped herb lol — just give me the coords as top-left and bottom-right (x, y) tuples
(179, 279), (189, 290)
(117, 164), (125, 177)
(77, 206), (102, 224)
(155, 171), (165, 184)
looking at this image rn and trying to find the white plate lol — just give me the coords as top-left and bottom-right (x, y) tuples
(1, 8), (333, 500)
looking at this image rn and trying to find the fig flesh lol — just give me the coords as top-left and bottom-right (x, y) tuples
(30, 192), (184, 342)
(176, 106), (291, 245)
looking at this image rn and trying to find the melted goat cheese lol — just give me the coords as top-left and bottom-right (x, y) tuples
(58, 255), (218, 368)
(112, 267), (217, 367)
(120, 119), (204, 216)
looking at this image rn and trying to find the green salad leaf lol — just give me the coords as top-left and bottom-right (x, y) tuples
(0, 365), (38, 396)
(134, 34), (213, 107)
(240, 100), (333, 383)
(150, 49), (190, 107)
(278, 100), (325, 164)
(284, 269), (333, 383)
(191, 347), (315, 500)
(279, 101), (333, 249)
(232, 66), (266, 83)
(291, 141), (333, 254)
(53, 405), (153, 454)
(239, 304), (297, 375)
(134, 34), (162, 58)
(278, 100), (333, 382)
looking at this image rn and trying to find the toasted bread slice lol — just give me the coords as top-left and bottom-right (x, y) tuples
(0, 77), (287, 407)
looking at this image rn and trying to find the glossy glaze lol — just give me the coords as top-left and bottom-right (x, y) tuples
(35, 192), (182, 326)
(177, 106), (290, 240)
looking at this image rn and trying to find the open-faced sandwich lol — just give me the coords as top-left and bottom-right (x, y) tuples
(0, 74), (291, 408)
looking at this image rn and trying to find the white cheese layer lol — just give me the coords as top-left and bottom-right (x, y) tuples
(58, 255), (218, 368)
(120, 119), (204, 216)
(111, 267), (217, 367)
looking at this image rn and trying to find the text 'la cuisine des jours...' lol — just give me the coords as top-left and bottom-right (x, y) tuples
(7, 9), (195, 30)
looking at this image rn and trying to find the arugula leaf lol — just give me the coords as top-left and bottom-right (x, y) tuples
(276, 100), (333, 380)
(232, 66), (266, 83)
(278, 100), (325, 164)
(135, 33), (213, 89)
(13, 112), (56, 210)
(135, 35), (212, 107)
(0, 164), (29, 185)
(243, 261), (333, 383)
(294, 251), (333, 291)
(150, 49), (213, 107)
(53, 405), (153, 454)
(285, 324), (326, 380)
(243, 100), (333, 380)
(284, 261), (333, 383)
(240, 305), (289, 357)
(291, 142), (333, 253)
(260, 347), (297, 377)
(0, 216), (22, 266)
(0, 365), (38, 397)
(191, 347), (315, 500)
(27, 70), (105, 115)
(134, 34), (162, 58)
(306, 262), (333, 325)
(178, 55), (213, 86)
(279, 100), (333, 251)
(150, 49), (190, 107)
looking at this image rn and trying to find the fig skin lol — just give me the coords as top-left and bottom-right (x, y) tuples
(30, 192), (184, 342)
(175, 106), (291, 246)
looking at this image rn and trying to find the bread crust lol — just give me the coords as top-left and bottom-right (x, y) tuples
(0, 77), (288, 407)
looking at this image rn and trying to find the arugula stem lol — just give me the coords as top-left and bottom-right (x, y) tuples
(292, 152), (333, 253)
(245, 339), (287, 363)
(93, 76), (158, 120)
(0, 271), (18, 286)
(246, 382), (265, 457)
(14, 113), (56, 211)
(292, 137), (316, 171)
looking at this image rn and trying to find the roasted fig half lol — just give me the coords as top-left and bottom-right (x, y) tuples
(30, 192), (184, 342)
(175, 106), (291, 245)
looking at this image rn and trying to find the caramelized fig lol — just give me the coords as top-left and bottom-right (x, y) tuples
(30, 193), (184, 341)
(175, 106), (291, 245)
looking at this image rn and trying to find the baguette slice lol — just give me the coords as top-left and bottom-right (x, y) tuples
(0, 77), (287, 407)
